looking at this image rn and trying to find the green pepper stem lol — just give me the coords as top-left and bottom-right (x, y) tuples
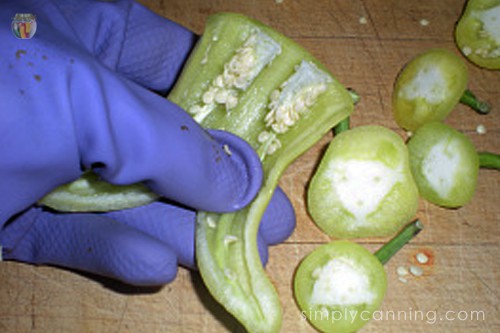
(347, 88), (361, 105)
(334, 117), (350, 135)
(332, 89), (357, 135)
(460, 89), (491, 115)
(478, 152), (500, 170)
(374, 220), (424, 265)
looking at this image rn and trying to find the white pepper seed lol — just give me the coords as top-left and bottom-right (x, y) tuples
(398, 276), (408, 284)
(476, 124), (487, 135)
(410, 265), (424, 277)
(223, 144), (232, 156)
(397, 266), (409, 276)
(419, 19), (429, 26)
(416, 252), (429, 264)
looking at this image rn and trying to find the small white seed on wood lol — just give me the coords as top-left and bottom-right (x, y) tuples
(416, 252), (429, 264)
(410, 265), (424, 277)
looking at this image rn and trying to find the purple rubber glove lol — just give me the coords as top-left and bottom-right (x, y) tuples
(0, 0), (296, 286)
(0, 187), (295, 286)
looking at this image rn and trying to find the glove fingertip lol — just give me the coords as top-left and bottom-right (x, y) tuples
(207, 130), (263, 212)
(257, 233), (270, 267)
(1, 209), (180, 287)
(259, 187), (296, 245)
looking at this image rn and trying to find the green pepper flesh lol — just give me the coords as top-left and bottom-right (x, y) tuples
(294, 241), (387, 333)
(307, 126), (419, 239)
(392, 49), (469, 131)
(168, 13), (354, 333)
(38, 170), (158, 212)
(455, 0), (500, 70)
(294, 220), (423, 333)
(407, 122), (479, 208)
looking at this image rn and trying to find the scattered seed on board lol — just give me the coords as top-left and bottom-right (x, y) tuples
(398, 276), (408, 284)
(476, 124), (486, 135)
(410, 265), (424, 277)
(419, 19), (429, 26)
(397, 266), (409, 276)
(416, 252), (429, 264)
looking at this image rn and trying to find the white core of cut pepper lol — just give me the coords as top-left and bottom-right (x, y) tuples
(421, 139), (461, 198)
(310, 258), (375, 306)
(327, 160), (402, 221)
(259, 61), (331, 156)
(476, 6), (500, 44)
(399, 65), (446, 104)
(191, 29), (281, 122)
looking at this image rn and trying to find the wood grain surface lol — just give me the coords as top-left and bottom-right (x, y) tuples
(1, 1), (499, 332)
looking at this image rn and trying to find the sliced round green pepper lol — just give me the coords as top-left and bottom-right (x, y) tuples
(307, 126), (419, 238)
(407, 122), (479, 207)
(294, 220), (423, 333)
(455, 0), (500, 70)
(294, 241), (387, 333)
(392, 49), (469, 131)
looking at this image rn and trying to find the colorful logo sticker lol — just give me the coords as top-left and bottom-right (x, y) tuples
(12, 13), (37, 39)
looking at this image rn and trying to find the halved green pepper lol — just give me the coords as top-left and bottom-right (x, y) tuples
(455, 0), (500, 70)
(307, 126), (419, 239)
(168, 13), (354, 332)
(392, 48), (490, 132)
(407, 121), (500, 207)
(294, 220), (423, 333)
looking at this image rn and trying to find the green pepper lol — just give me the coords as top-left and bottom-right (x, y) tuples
(167, 13), (354, 332)
(294, 220), (423, 333)
(455, 0), (500, 70)
(392, 48), (490, 132)
(39, 170), (158, 212)
(407, 121), (499, 208)
(307, 126), (419, 239)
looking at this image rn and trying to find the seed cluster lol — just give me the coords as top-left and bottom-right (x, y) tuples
(462, 7), (500, 59)
(191, 32), (331, 157)
(190, 30), (281, 122)
(258, 61), (331, 156)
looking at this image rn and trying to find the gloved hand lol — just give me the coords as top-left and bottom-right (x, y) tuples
(0, 0), (296, 286)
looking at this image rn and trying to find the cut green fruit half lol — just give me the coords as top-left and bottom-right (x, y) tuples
(40, 13), (354, 332)
(294, 241), (387, 333)
(171, 13), (354, 332)
(455, 0), (500, 70)
(39, 170), (158, 212)
(307, 126), (419, 239)
(294, 220), (423, 333)
(392, 49), (469, 131)
(407, 122), (479, 208)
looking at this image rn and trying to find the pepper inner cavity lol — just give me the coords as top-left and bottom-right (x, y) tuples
(190, 29), (281, 123)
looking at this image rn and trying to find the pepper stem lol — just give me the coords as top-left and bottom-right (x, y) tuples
(332, 89), (358, 135)
(460, 89), (491, 115)
(478, 152), (500, 170)
(374, 220), (424, 265)
(347, 88), (361, 105)
(334, 117), (350, 135)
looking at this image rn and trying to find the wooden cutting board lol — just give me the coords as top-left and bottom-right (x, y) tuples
(1, 1), (498, 332)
